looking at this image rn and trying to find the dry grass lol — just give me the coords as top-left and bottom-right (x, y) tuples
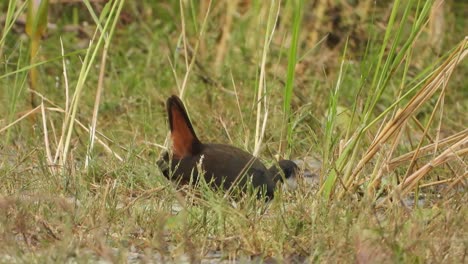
(0, 0), (467, 262)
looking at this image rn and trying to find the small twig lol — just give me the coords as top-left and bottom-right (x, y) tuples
(387, 128), (468, 170)
(401, 138), (467, 193)
(0, 106), (40, 133)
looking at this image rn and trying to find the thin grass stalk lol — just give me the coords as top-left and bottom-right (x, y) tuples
(178, 0), (190, 96)
(0, 49), (85, 80)
(363, 1), (436, 133)
(281, 0), (303, 156)
(340, 16), (380, 189)
(230, 72), (248, 149)
(253, 0), (280, 156)
(85, 35), (109, 169)
(445, 171), (468, 194)
(162, 0), (213, 150)
(28, 38), (39, 107)
(400, 138), (468, 195)
(86, 0), (125, 168)
(0, 0), (26, 58)
(362, 0), (402, 120)
(48, 116), (58, 149)
(387, 128), (468, 170)
(0, 106), (40, 134)
(432, 80), (446, 160)
(353, 39), (468, 202)
(188, 0), (199, 34)
(18, 87), (125, 162)
(352, 39), (467, 180)
(53, 38), (70, 164)
(82, 0), (108, 34)
(25, 0), (49, 108)
(319, 1), (407, 197)
(368, 123), (405, 197)
(366, 0), (415, 114)
(419, 178), (460, 189)
(401, 78), (447, 183)
(354, 0), (413, 151)
(337, 1), (439, 198)
(61, 0), (125, 168)
(367, 43), (414, 197)
(6, 43), (28, 143)
(410, 109), (461, 179)
(319, 39), (349, 198)
(40, 100), (55, 174)
(389, 1), (438, 72)
(177, 0), (213, 99)
(388, 39), (413, 123)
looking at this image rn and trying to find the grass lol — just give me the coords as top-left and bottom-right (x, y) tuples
(1, 0), (467, 262)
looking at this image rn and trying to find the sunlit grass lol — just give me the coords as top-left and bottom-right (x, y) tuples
(0, 0), (466, 262)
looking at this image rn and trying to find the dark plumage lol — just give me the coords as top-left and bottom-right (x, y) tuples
(158, 95), (298, 199)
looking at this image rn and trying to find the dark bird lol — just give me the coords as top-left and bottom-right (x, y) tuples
(157, 95), (298, 199)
